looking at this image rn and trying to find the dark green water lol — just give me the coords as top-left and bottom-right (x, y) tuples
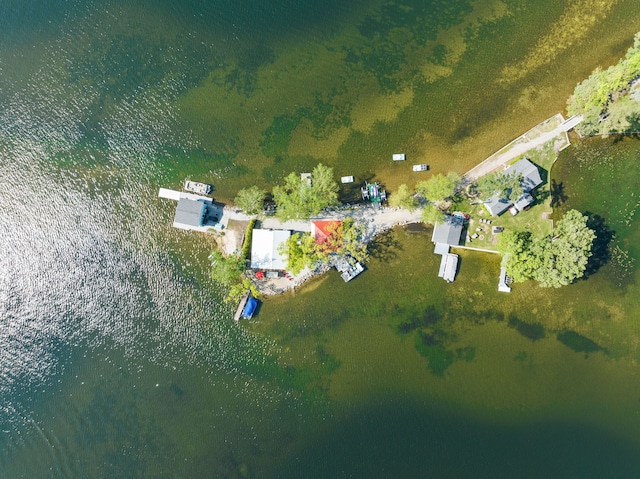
(2, 0), (640, 477)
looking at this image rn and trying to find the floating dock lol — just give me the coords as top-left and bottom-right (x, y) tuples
(234, 291), (251, 322)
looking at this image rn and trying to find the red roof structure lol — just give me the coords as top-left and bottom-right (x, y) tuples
(311, 220), (342, 245)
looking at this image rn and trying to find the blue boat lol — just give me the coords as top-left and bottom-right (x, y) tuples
(241, 297), (259, 319)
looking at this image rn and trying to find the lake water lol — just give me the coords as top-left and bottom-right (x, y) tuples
(1, 0), (640, 477)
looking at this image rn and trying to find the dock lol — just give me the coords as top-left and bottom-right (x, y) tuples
(234, 291), (251, 322)
(438, 254), (459, 283)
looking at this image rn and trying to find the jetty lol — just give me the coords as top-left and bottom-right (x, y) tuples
(234, 291), (251, 322)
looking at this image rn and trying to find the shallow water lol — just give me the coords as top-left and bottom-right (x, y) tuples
(2, 0), (640, 477)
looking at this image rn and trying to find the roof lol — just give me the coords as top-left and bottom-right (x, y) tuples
(431, 216), (463, 246)
(484, 193), (512, 216)
(513, 192), (534, 211)
(250, 229), (291, 270)
(311, 220), (342, 245)
(174, 198), (207, 228)
(438, 253), (459, 282)
(504, 158), (542, 192)
(484, 159), (542, 215)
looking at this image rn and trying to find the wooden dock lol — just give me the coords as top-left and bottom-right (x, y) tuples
(234, 291), (250, 322)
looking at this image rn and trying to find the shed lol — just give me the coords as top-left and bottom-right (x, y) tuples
(250, 229), (292, 271)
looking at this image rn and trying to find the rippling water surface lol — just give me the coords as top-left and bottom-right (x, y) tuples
(2, 0), (640, 477)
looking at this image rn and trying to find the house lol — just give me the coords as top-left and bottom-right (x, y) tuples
(483, 158), (543, 216)
(250, 229), (292, 271)
(431, 216), (464, 247)
(159, 188), (226, 232)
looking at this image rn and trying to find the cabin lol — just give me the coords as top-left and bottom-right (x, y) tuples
(250, 229), (291, 271)
(483, 158), (543, 216)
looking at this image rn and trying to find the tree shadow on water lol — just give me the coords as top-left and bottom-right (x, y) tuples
(583, 212), (615, 278)
(550, 179), (567, 208)
(368, 230), (401, 261)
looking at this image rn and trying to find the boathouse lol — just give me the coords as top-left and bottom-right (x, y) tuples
(173, 198), (207, 230)
(483, 158), (543, 216)
(431, 216), (464, 247)
(250, 229), (291, 271)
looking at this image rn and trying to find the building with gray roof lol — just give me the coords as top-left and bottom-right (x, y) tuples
(483, 158), (543, 216)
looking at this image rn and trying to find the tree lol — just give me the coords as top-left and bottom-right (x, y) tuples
(498, 231), (542, 282)
(272, 163), (339, 221)
(389, 184), (418, 211)
(340, 217), (369, 263)
(421, 203), (446, 225)
(534, 210), (596, 288)
(415, 172), (461, 203)
(209, 250), (246, 286)
(476, 171), (523, 202)
(234, 186), (267, 215)
(277, 232), (319, 275)
(498, 210), (595, 288)
(226, 278), (261, 304)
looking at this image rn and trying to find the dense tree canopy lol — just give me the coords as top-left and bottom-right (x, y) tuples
(389, 184), (418, 211)
(476, 171), (523, 202)
(499, 210), (596, 288)
(416, 172), (461, 203)
(234, 186), (267, 215)
(272, 163), (339, 221)
(277, 232), (319, 275)
(209, 250), (246, 286)
(568, 32), (640, 135)
(421, 203), (446, 225)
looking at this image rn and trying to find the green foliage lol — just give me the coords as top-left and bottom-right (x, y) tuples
(499, 210), (595, 288)
(209, 250), (246, 287)
(225, 278), (261, 304)
(476, 171), (523, 202)
(277, 232), (319, 275)
(568, 32), (640, 135)
(415, 172), (461, 203)
(234, 186), (266, 215)
(240, 219), (256, 263)
(272, 163), (339, 221)
(498, 231), (542, 283)
(535, 210), (596, 288)
(421, 203), (446, 225)
(340, 217), (369, 263)
(389, 184), (418, 211)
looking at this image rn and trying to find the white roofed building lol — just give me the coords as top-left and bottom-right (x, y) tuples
(250, 229), (292, 271)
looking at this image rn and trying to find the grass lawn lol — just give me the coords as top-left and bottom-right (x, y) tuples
(454, 138), (560, 251)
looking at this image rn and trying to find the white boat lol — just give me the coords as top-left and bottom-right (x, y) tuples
(341, 176), (354, 183)
(392, 153), (406, 161)
(184, 180), (212, 195)
(412, 164), (428, 172)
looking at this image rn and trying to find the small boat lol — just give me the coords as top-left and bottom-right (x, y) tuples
(412, 164), (429, 171)
(184, 180), (212, 195)
(393, 153), (406, 161)
(242, 297), (259, 319)
(341, 176), (354, 183)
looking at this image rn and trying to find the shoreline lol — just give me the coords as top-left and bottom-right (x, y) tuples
(208, 113), (581, 299)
